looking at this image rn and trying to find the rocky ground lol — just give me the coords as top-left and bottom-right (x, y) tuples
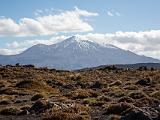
(0, 65), (160, 120)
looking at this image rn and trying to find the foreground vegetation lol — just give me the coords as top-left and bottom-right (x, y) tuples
(0, 65), (160, 120)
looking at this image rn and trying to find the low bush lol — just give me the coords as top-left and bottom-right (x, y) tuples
(0, 107), (19, 115)
(107, 115), (121, 120)
(66, 89), (92, 99)
(31, 94), (45, 101)
(118, 96), (134, 103)
(16, 80), (37, 88)
(128, 91), (147, 99)
(104, 102), (133, 115)
(109, 80), (122, 87)
(150, 91), (160, 100)
(43, 112), (87, 120)
(0, 100), (10, 105)
(83, 97), (105, 106)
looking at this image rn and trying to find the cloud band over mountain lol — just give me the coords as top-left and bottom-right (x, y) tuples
(0, 30), (160, 59)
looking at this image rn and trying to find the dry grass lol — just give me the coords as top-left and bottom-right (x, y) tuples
(0, 66), (159, 119)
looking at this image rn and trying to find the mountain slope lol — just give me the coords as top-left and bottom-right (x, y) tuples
(0, 36), (159, 70)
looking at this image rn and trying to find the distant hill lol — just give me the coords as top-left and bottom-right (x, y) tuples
(76, 63), (160, 71)
(115, 63), (160, 69)
(99, 63), (160, 70)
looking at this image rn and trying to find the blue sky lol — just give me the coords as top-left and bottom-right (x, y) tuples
(0, 0), (160, 59)
(1, 0), (160, 32)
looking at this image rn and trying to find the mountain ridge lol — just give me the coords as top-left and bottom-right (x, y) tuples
(0, 36), (159, 70)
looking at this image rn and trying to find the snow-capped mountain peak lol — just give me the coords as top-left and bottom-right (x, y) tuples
(54, 35), (100, 51)
(58, 35), (118, 50)
(0, 36), (159, 70)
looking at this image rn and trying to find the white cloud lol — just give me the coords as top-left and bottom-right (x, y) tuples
(0, 7), (98, 36)
(74, 6), (98, 17)
(36, 9), (43, 13)
(107, 11), (114, 16)
(107, 10), (121, 17)
(79, 30), (160, 59)
(0, 35), (68, 55)
(34, 9), (43, 16)
(0, 18), (20, 36)
(6, 41), (20, 48)
(0, 48), (25, 55)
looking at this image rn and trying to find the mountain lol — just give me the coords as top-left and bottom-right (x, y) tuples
(0, 36), (159, 70)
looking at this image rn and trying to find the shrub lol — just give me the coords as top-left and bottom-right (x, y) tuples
(83, 98), (97, 105)
(16, 80), (36, 88)
(91, 81), (103, 89)
(30, 100), (51, 113)
(118, 97), (134, 103)
(97, 95), (111, 102)
(90, 90), (101, 98)
(20, 105), (31, 111)
(136, 78), (151, 86)
(46, 103), (91, 120)
(31, 94), (45, 101)
(0, 82), (5, 88)
(104, 102), (133, 115)
(22, 64), (35, 68)
(67, 89), (92, 99)
(15, 80), (56, 93)
(83, 98), (104, 106)
(0, 100), (10, 105)
(0, 108), (19, 115)
(43, 112), (86, 120)
(109, 80), (122, 87)
(100, 65), (118, 71)
(0, 88), (19, 95)
(70, 75), (81, 81)
(124, 85), (138, 90)
(107, 87), (125, 98)
(14, 100), (22, 103)
(128, 91), (147, 99)
(107, 115), (121, 120)
(150, 91), (160, 100)
(137, 66), (148, 71)
(15, 63), (20, 67)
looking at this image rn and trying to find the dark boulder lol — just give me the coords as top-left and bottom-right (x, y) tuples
(122, 107), (160, 120)
(30, 100), (52, 113)
(91, 81), (103, 89)
(103, 102), (133, 115)
(31, 94), (44, 101)
(136, 78), (151, 86)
